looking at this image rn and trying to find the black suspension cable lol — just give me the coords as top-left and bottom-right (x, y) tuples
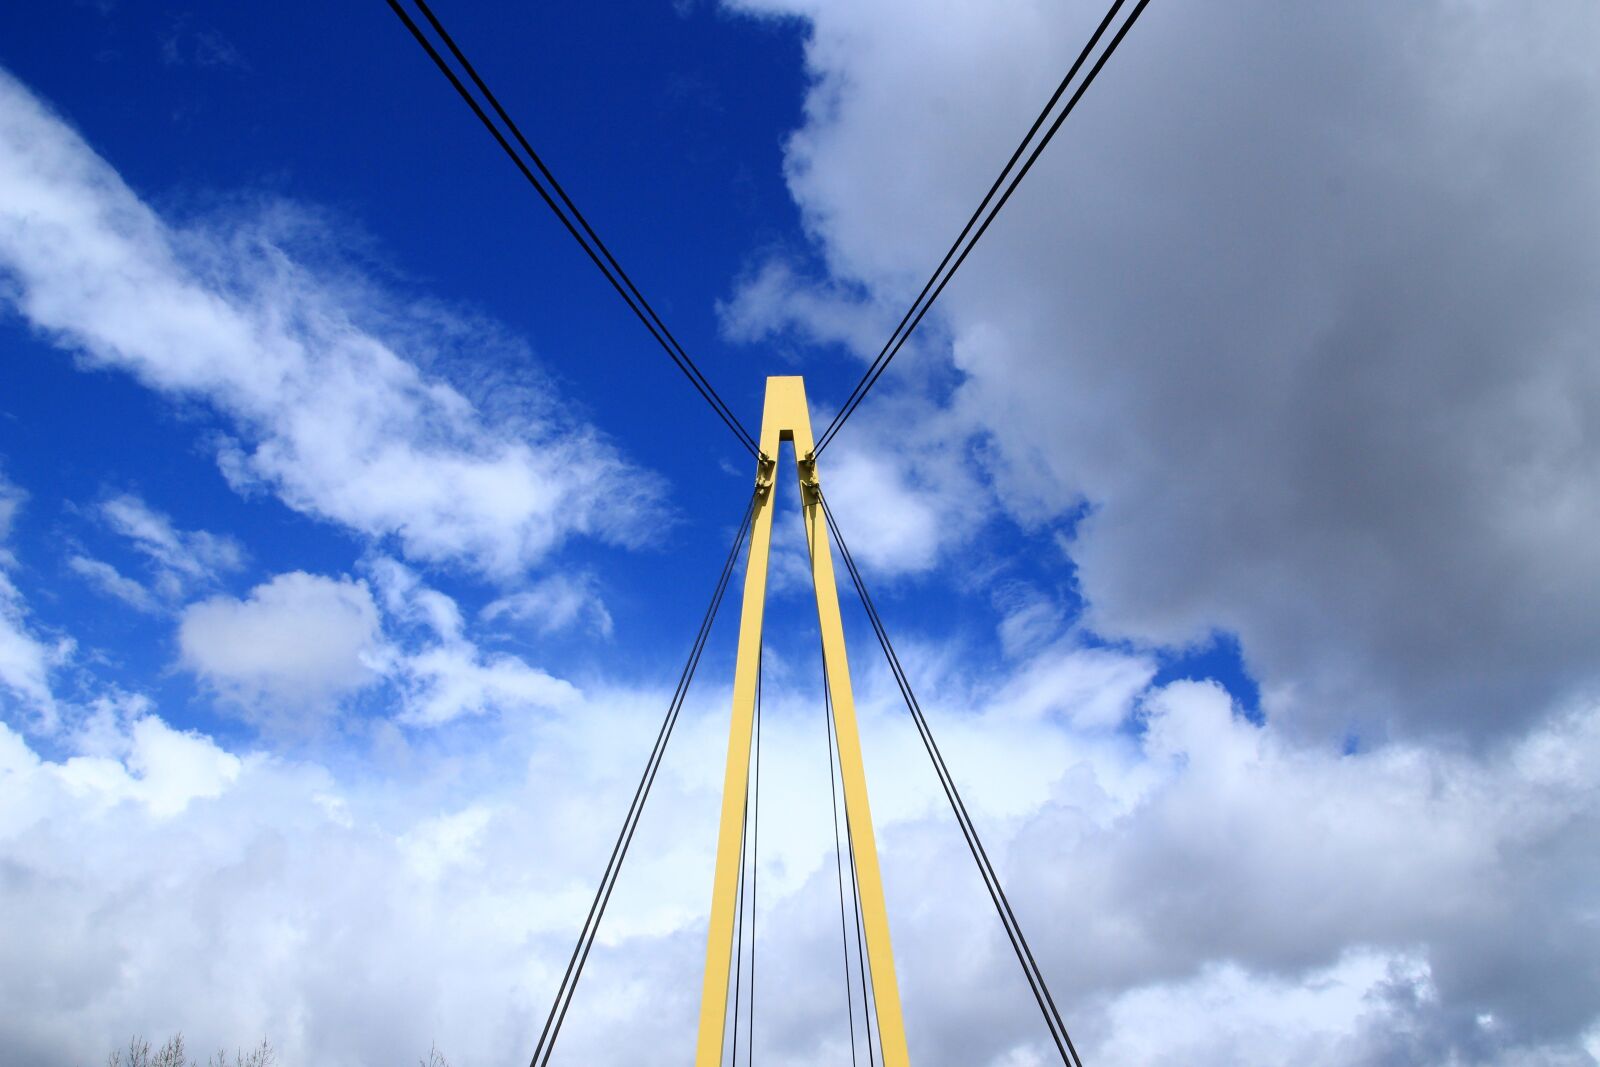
(830, 650), (881, 1067)
(748, 655), (762, 1065)
(815, 0), (1150, 456)
(843, 809), (883, 1067)
(818, 489), (1085, 1066)
(384, 0), (760, 457)
(527, 491), (759, 1067)
(407, 0), (757, 456)
(816, 0), (1126, 455)
(819, 636), (862, 1067)
(806, 510), (879, 1066)
(729, 650), (762, 1066)
(729, 769), (749, 1062)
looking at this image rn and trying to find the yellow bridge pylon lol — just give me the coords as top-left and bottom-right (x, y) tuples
(693, 375), (911, 1066)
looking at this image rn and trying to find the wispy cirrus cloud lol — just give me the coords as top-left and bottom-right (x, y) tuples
(67, 555), (159, 614)
(0, 472), (68, 727)
(370, 557), (581, 726)
(482, 572), (614, 638)
(0, 68), (664, 580)
(100, 493), (244, 591)
(66, 493), (246, 614)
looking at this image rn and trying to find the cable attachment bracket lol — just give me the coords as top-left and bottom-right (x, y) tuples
(755, 453), (777, 498)
(798, 451), (820, 507)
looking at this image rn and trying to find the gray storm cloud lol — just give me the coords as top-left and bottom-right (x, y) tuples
(729, 0), (1600, 743)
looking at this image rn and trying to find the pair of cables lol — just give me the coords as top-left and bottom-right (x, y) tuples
(801, 507), (883, 1067)
(387, 0), (1151, 460)
(814, 0), (1151, 456)
(525, 492), (758, 1067)
(384, 0), (760, 457)
(822, 646), (883, 1067)
(819, 488), (1086, 1066)
(726, 652), (763, 1065)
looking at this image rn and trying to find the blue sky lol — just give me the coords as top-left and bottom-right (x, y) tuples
(2, 1), (807, 729)
(2, 2), (1600, 1065)
(2, 0), (1243, 751)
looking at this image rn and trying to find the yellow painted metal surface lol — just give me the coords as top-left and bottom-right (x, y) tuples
(694, 376), (911, 1067)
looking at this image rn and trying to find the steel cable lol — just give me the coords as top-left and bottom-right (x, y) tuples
(820, 637), (862, 1067)
(526, 491), (758, 1067)
(815, 0), (1150, 456)
(818, 489), (1085, 1066)
(385, 0), (760, 456)
(805, 506), (881, 1066)
(728, 651), (762, 1065)
(748, 656), (761, 1064)
(843, 812), (883, 1066)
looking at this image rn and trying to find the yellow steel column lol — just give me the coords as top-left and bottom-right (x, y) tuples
(692, 386), (779, 1067)
(694, 376), (911, 1067)
(794, 384), (913, 1067)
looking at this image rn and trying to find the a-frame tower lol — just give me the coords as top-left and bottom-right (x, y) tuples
(694, 376), (911, 1066)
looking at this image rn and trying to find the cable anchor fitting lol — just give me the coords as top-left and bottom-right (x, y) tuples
(798, 452), (820, 506)
(755, 453), (777, 498)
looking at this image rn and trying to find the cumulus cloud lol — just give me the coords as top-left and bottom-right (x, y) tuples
(174, 561), (587, 731)
(723, 0), (1600, 741)
(812, 394), (991, 577)
(0, 657), (734, 1067)
(0, 68), (664, 579)
(2, 634), (1597, 1065)
(178, 571), (382, 724)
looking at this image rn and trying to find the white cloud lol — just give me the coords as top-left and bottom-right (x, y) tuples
(0, 667), (734, 1067)
(0, 571), (63, 726)
(178, 571), (381, 723)
(0, 468), (21, 548)
(100, 493), (244, 594)
(173, 561), (590, 732)
(717, 257), (888, 359)
(482, 573), (613, 638)
(987, 640), (1153, 730)
(722, 0), (1600, 741)
(68, 555), (159, 613)
(992, 582), (1067, 660)
(52, 714), (243, 819)
(1095, 951), (1419, 1067)
(0, 472), (60, 723)
(402, 805), (496, 882)
(0, 69), (664, 579)
(816, 401), (991, 577)
(395, 641), (580, 726)
(371, 558), (580, 725)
